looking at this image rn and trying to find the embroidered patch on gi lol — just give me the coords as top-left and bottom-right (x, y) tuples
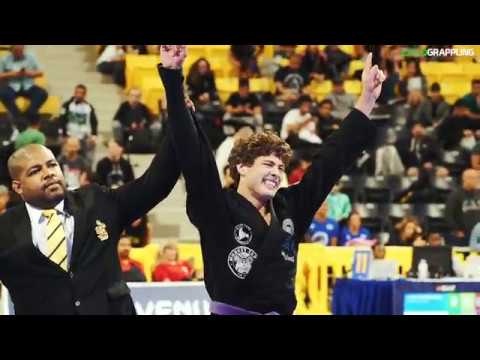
(227, 246), (258, 279)
(282, 218), (295, 235)
(234, 224), (253, 245)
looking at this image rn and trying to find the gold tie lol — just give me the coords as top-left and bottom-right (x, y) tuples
(43, 210), (68, 271)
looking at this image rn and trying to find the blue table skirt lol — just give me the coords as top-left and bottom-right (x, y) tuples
(332, 279), (480, 315)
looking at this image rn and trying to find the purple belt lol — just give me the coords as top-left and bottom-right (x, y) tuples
(210, 301), (280, 315)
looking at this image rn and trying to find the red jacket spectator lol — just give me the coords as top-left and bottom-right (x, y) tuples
(152, 241), (194, 282)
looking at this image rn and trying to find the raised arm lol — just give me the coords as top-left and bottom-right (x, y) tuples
(284, 54), (385, 237)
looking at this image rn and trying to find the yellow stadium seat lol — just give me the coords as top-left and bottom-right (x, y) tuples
(209, 57), (235, 78)
(125, 54), (159, 89)
(216, 77), (239, 103)
(130, 67), (159, 90)
(462, 63), (480, 79)
(348, 60), (364, 77)
(310, 80), (333, 101)
(177, 243), (204, 274)
(186, 45), (208, 62)
(339, 45), (354, 56)
(34, 76), (48, 89)
(141, 77), (165, 114)
(129, 243), (161, 282)
(3, 96), (61, 116)
(206, 45), (231, 61)
(249, 78), (273, 93)
(345, 80), (362, 96)
(440, 80), (470, 99)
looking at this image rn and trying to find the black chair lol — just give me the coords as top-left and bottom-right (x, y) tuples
(359, 176), (392, 203)
(441, 149), (469, 178)
(387, 203), (415, 225)
(424, 203), (449, 234)
(431, 176), (458, 203)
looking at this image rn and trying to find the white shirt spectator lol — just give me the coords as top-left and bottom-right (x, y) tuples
(216, 136), (235, 186)
(96, 46), (126, 66)
(281, 109), (322, 144)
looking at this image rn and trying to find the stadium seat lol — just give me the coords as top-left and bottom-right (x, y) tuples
(359, 176), (393, 204)
(129, 243), (161, 282)
(348, 60), (364, 77)
(125, 54), (160, 89)
(352, 203), (386, 234)
(462, 63), (480, 78)
(344, 80), (362, 96)
(387, 203), (415, 226)
(431, 176), (457, 203)
(249, 78), (274, 93)
(177, 243), (204, 275)
(216, 77), (239, 103)
(310, 80), (333, 101)
(424, 203), (449, 233)
(141, 77), (165, 114)
(130, 67), (159, 90)
(186, 45), (208, 61)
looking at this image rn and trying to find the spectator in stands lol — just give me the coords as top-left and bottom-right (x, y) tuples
(287, 154), (312, 185)
(324, 45), (352, 80)
(113, 87), (153, 148)
(427, 232), (445, 247)
(186, 58), (219, 106)
(460, 79), (480, 120)
(216, 125), (254, 187)
(377, 47), (401, 105)
(398, 59), (428, 98)
(14, 119), (46, 150)
(306, 201), (339, 246)
(300, 45), (330, 82)
(118, 235), (146, 283)
(396, 122), (443, 177)
(405, 90), (430, 128)
(280, 95), (322, 148)
(274, 54), (309, 104)
(58, 137), (89, 191)
(315, 99), (341, 141)
(96, 45), (127, 87)
(326, 79), (357, 119)
(0, 185), (9, 216)
(222, 165), (235, 190)
(390, 216), (426, 246)
(230, 45), (261, 78)
(339, 211), (373, 246)
(96, 139), (135, 189)
(394, 166), (436, 203)
(326, 182), (352, 223)
(446, 168), (480, 247)
(224, 78), (263, 132)
(372, 242), (386, 260)
(59, 84), (98, 166)
(79, 168), (96, 188)
(0, 45), (48, 126)
(423, 83), (450, 129)
(470, 140), (480, 170)
(152, 242), (195, 282)
(375, 128), (405, 177)
(436, 99), (480, 151)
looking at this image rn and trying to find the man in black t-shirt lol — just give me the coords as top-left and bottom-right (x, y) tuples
(96, 139), (135, 189)
(274, 54), (309, 105)
(224, 78), (263, 133)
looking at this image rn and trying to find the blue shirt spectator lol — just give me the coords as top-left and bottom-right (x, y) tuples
(306, 202), (339, 246)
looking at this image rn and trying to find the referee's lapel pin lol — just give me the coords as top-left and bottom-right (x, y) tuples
(95, 220), (109, 241)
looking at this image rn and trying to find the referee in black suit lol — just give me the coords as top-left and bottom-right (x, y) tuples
(0, 128), (180, 315)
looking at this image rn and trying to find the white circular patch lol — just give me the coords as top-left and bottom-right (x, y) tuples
(282, 218), (295, 235)
(234, 224), (253, 245)
(227, 246), (258, 280)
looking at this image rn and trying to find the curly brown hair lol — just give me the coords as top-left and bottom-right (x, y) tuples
(228, 131), (293, 187)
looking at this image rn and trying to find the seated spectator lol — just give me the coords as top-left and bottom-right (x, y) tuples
(394, 167), (437, 204)
(152, 242), (195, 282)
(215, 125), (254, 187)
(377, 47), (401, 105)
(326, 183), (352, 223)
(186, 58), (219, 106)
(405, 90), (430, 128)
(96, 45), (127, 87)
(396, 122), (444, 177)
(436, 99), (480, 151)
(326, 79), (357, 119)
(306, 202), (339, 246)
(460, 79), (480, 120)
(58, 137), (89, 191)
(230, 45), (261, 78)
(274, 54), (309, 104)
(118, 235), (146, 283)
(398, 58), (428, 98)
(446, 168), (480, 247)
(427, 232), (445, 247)
(79, 168), (97, 188)
(113, 87), (154, 150)
(59, 84), (98, 166)
(14, 119), (46, 150)
(280, 95), (322, 148)
(224, 78), (263, 132)
(96, 139), (135, 189)
(339, 211), (373, 246)
(300, 45), (330, 82)
(390, 216), (426, 246)
(423, 83), (450, 128)
(315, 99), (341, 140)
(375, 128), (405, 177)
(287, 154), (312, 185)
(372, 243), (386, 260)
(324, 45), (352, 80)
(0, 45), (48, 126)
(0, 185), (10, 216)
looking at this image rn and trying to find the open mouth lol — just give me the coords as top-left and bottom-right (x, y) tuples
(263, 177), (279, 190)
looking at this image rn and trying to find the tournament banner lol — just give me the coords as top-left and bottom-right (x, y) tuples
(1, 282), (211, 315)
